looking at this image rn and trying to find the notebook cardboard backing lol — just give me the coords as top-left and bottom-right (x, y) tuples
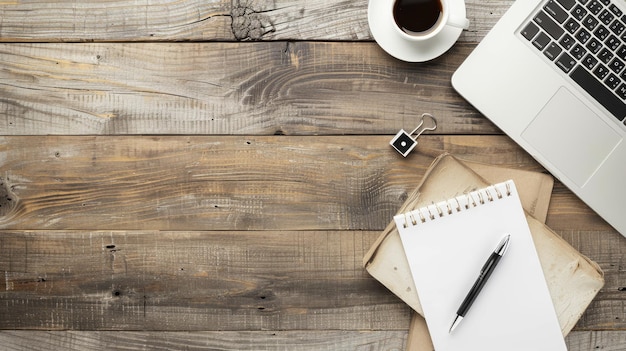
(362, 153), (604, 350)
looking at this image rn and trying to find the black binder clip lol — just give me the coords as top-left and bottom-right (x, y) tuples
(390, 113), (437, 157)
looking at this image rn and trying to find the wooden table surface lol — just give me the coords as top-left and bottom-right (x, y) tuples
(0, 0), (624, 350)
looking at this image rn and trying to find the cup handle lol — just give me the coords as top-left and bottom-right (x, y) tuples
(447, 14), (470, 30)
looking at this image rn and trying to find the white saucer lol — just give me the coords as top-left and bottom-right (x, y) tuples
(368, 0), (466, 62)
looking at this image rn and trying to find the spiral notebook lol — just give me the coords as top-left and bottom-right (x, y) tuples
(394, 180), (566, 351)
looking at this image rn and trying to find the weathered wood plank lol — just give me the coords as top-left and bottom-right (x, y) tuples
(0, 230), (622, 331)
(0, 229), (623, 331)
(0, 330), (624, 351)
(0, 330), (409, 351)
(2, 330), (402, 351)
(0, 136), (622, 332)
(0, 230), (411, 330)
(0, 135), (611, 232)
(566, 331), (626, 350)
(569, 331), (626, 350)
(0, 134), (429, 231)
(0, 0), (236, 42)
(0, 41), (497, 136)
(0, 0), (512, 42)
(556, 229), (626, 332)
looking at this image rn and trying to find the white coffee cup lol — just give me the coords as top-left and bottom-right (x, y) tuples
(392, 0), (470, 42)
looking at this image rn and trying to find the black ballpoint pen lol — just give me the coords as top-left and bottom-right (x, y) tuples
(449, 234), (511, 333)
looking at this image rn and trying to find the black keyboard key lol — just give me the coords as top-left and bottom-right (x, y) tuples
(560, 34), (576, 49)
(571, 4), (588, 21)
(594, 64), (610, 79)
(599, 29), (614, 43)
(533, 32), (552, 50)
(556, 52), (577, 73)
(557, 0), (576, 10)
(598, 48), (614, 64)
(583, 14), (600, 30)
(535, 11), (565, 39)
(564, 18), (581, 33)
(606, 34), (621, 51)
(609, 4), (623, 17)
(571, 43), (588, 59)
(570, 66), (626, 121)
(545, 42), (563, 60)
(575, 28), (592, 43)
(587, 38), (603, 53)
(545, 0), (570, 23)
(586, 0), (604, 15)
(617, 84), (626, 100)
(608, 58), (625, 74)
(522, 22), (540, 40)
(618, 45), (626, 60)
(582, 54), (599, 69)
(606, 73), (620, 89)
(599, 9), (615, 25)
(610, 20), (625, 36)
(595, 25), (610, 40)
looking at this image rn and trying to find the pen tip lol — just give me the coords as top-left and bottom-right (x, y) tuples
(496, 235), (511, 256)
(449, 315), (463, 334)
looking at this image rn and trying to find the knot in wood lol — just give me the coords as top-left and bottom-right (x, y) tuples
(231, 4), (274, 41)
(0, 177), (18, 218)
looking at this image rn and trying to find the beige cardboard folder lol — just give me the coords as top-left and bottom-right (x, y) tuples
(363, 154), (604, 350)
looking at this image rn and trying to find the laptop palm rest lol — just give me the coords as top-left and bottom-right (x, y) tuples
(521, 87), (621, 187)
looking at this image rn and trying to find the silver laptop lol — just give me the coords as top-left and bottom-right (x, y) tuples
(452, 0), (626, 237)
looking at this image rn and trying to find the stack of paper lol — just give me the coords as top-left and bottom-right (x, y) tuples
(363, 153), (604, 350)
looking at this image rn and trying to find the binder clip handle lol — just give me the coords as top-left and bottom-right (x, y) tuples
(390, 113), (437, 157)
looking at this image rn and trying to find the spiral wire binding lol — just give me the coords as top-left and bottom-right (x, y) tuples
(400, 181), (514, 229)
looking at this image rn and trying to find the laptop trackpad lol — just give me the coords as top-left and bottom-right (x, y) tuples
(521, 87), (621, 187)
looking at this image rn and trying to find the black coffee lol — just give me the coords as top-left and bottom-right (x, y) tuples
(393, 0), (443, 35)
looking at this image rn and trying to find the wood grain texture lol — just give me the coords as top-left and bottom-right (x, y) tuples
(0, 229), (622, 331)
(0, 135), (621, 334)
(0, 42), (497, 136)
(566, 331), (626, 350)
(1, 0), (624, 347)
(0, 330), (623, 351)
(0, 135), (607, 231)
(0, 331), (408, 351)
(0, 230), (410, 330)
(0, 0), (512, 42)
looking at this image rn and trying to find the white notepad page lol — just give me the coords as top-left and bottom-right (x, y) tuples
(394, 180), (566, 351)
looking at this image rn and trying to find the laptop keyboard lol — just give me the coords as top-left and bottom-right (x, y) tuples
(521, 0), (626, 123)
